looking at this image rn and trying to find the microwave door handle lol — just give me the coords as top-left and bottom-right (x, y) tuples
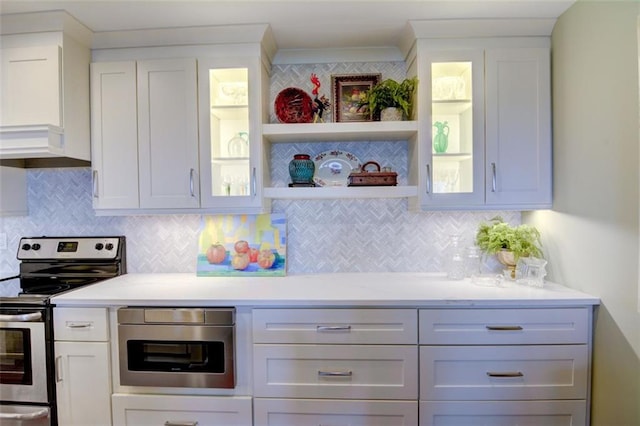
(0, 407), (49, 420)
(0, 312), (42, 322)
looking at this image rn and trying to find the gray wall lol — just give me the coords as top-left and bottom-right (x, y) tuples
(526, 1), (640, 424)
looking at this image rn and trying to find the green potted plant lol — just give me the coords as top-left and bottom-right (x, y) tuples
(365, 76), (418, 121)
(475, 216), (543, 277)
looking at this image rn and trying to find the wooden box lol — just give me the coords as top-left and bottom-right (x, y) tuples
(348, 161), (397, 186)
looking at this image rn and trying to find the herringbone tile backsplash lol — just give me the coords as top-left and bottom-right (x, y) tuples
(0, 61), (520, 276)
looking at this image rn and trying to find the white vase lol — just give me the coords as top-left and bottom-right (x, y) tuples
(380, 107), (403, 121)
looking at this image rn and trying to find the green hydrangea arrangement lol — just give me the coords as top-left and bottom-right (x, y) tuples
(475, 216), (543, 261)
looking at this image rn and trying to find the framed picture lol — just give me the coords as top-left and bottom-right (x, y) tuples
(332, 73), (381, 122)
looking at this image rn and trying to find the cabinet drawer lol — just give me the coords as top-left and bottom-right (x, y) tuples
(111, 394), (252, 426)
(254, 398), (418, 426)
(420, 400), (586, 426)
(419, 308), (589, 345)
(420, 345), (588, 400)
(253, 308), (417, 344)
(54, 308), (109, 341)
(253, 344), (418, 399)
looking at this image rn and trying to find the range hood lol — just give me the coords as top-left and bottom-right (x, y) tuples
(0, 125), (91, 168)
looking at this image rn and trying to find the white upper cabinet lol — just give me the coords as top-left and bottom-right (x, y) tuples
(412, 44), (552, 211)
(137, 58), (200, 209)
(90, 61), (139, 210)
(198, 56), (265, 212)
(484, 48), (551, 207)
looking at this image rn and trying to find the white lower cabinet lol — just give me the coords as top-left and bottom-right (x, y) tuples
(252, 308), (419, 424)
(111, 394), (252, 426)
(419, 308), (592, 426)
(54, 308), (111, 426)
(254, 398), (418, 426)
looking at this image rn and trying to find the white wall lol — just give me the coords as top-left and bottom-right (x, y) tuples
(525, 1), (640, 424)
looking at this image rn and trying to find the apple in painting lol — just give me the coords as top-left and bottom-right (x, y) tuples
(206, 244), (226, 264)
(257, 249), (276, 269)
(231, 253), (250, 270)
(234, 240), (250, 254)
(248, 247), (259, 263)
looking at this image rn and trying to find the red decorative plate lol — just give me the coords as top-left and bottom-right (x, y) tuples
(275, 87), (313, 123)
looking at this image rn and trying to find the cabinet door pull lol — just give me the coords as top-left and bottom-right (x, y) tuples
(316, 325), (351, 332)
(252, 167), (257, 197)
(318, 370), (353, 377)
(485, 325), (523, 331)
(426, 164), (432, 194)
(164, 422), (198, 426)
(491, 162), (497, 192)
(486, 371), (524, 378)
(55, 356), (62, 383)
(92, 170), (99, 198)
(66, 322), (92, 329)
(189, 168), (195, 197)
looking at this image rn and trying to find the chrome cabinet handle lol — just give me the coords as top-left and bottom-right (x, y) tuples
(164, 422), (198, 426)
(189, 168), (195, 197)
(316, 325), (351, 332)
(92, 170), (99, 198)
(0, 312), (42, 322)
(318, 370), (353, 377)
(252, 167), (257, 197)
(491, 162), (497, 192)
(485, 325), (523, 331)
(66, 322), (92, 329)
(55, 356), (63, 383)
(486, 371), (524, 378)
(426, 164), (431, 194)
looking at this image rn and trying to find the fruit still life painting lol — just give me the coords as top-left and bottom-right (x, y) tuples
(197, 213), (287, 276)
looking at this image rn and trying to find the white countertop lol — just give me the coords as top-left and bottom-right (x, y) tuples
(50, 273), (600, 308)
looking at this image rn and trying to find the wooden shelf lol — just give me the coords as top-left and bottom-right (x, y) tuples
(262, 121), (418, 143)
(263, 185), (418, 200)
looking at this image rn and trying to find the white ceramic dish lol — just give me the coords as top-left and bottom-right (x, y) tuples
(313, 150), (361, 187)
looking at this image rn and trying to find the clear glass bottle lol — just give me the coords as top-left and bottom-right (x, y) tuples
(464, 245), (483, 277)
(446, 234), (465, 280)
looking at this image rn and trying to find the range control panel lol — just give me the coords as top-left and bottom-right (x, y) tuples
(18, 237), (123, 260)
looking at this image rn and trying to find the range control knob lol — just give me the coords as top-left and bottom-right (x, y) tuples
(21, 243), (31, 251)
(105, 243), (114, 251)
(31, 243), (41, 250)
(95, 243), (104, 250)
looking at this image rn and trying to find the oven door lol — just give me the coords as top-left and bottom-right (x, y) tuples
(0, 312), (49, 403)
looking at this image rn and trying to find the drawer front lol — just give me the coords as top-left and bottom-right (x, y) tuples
(54, 308), (109, 341)
(420, 400), (586, 426)
(253, 308), (417, 344)
(420, 345), (588, 400)
(111, 394), (252, 426)
(419, 308), (589, 345)
(253, 344), (418, 399)
(254, 398), (418, 426)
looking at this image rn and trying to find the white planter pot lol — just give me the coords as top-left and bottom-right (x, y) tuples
(380, 107), (403, 121)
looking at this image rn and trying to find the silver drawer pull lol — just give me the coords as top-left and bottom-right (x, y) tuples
(316, 325), (351, 332)
(318, 370), (353, 377)
(486, 371), (524, 378)
(164, 422), (198, 426)
(66, 322), (92, 328)
(485, 325), (523, 331)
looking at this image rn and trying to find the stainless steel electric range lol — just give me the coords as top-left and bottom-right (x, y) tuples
(0, 236), (126, 426)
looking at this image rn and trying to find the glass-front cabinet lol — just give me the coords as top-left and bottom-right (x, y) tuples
(198, 57), (264, 212)
(421, 50), (485, 208)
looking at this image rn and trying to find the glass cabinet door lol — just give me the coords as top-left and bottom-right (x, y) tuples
(198, 58), (262, 211)
(422, 50), (484, 207)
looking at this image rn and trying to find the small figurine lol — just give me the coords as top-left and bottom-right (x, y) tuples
(310, 73), (331, 123)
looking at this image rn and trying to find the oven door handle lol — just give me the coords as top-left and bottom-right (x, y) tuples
(0, 312), (42, 322)
(0, 407), (49, 420)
